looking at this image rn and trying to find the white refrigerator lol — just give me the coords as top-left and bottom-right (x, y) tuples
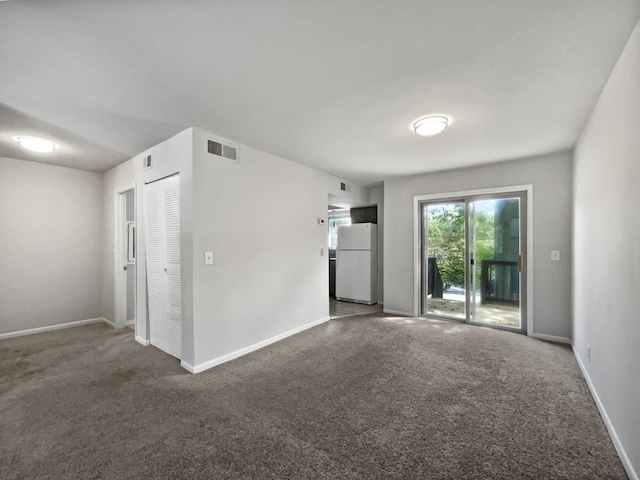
(335, 223), (378, 305)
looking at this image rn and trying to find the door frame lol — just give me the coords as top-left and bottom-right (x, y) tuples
(413, 185), (533, 336)
(114, 183), (136, 330)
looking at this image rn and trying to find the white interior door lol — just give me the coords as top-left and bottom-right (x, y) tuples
(115, 187), (136, 329)
(144, 175), (181, 359)
(125, 189), (136, 324)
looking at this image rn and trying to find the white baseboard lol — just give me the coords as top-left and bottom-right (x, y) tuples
(182, 316), (331, 374)
(383, 308), (413, 317)
(102, 318), (115, 328)
(573, 347), (638, 480)
(530, 333), (571, 344)
(0, 317), (108, 341)
(179, 360), (197, 373)
(135, 336), (150, 346)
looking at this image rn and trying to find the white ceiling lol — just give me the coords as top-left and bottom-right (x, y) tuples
(1, 1), (639, 187)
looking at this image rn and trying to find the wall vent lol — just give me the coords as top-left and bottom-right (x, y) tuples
(340, 182), (346, 191)
(207, 138), (238, 163)
(143, 154), (152, 169)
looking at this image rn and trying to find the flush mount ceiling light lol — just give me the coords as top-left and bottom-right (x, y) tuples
(13, 136), (59, 153)
(412, 115), (450, 137)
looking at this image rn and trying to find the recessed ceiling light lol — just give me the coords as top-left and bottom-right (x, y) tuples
(412, 115), (450, 137)
(13, 136), (59, 153)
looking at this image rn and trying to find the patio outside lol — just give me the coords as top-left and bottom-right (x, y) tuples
(427, 286), (520, 327)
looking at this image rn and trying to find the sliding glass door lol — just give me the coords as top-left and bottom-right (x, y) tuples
(421, 193), (527, 333)
(423, 201), (467, 320)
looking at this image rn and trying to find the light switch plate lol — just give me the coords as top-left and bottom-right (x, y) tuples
(205, 251), (214, 265)
(551, 250), (560, 261)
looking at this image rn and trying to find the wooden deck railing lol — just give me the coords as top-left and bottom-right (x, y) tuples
(480, 259), (519, 306)
(427, 257), (444, 298)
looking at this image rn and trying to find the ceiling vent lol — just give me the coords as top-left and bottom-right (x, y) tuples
(207, 138), (238, 163)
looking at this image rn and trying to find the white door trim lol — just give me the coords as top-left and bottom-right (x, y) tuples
(114, 184), (136, 330)
(413, 184), (534, 336)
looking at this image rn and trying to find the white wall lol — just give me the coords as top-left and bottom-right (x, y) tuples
(100, 127), (368, 371)
(573, 18), (640, 479)
(190, 128), (369, 369)
(384, 151), (573, 339)
(102, 129), (194, 362)
(133, 128), (194, 365)
(0, 157), (103, 335)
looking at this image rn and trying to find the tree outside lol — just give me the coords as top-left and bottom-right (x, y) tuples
(426, 203), (495, 291)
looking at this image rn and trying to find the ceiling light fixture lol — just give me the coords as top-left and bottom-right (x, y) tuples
(13, 136), (59, 153)
(412, 115), (450, 137)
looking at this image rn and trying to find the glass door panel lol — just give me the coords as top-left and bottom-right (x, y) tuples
(470, 197), (523, 330)
(423, 202), (466, 320)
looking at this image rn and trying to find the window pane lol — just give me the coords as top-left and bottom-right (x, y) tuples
(328, 216), (351, 248)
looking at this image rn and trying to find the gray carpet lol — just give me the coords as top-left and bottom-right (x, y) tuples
(0, 314), (627, 479)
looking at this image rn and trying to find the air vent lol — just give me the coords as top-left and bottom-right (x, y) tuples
(222, 144), (237, 161)
(207, 138), (238, 163)
(143, 154), (152, 169)
(207, 140), (222, 156)
(340, 182), (346, 191)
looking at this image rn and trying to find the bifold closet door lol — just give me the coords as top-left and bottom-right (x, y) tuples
(144, 174), (181, 359)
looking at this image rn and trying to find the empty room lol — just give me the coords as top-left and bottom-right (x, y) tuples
(1, 1), (639, 479)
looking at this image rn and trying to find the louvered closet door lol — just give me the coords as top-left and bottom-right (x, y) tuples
(144, 174), (181, 359)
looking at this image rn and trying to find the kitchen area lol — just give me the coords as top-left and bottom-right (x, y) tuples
(328, 204), (383, 318)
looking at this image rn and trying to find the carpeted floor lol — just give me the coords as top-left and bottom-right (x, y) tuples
(0, 314), (627, 479)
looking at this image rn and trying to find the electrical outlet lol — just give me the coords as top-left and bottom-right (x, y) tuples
(587, 345), (591, 363)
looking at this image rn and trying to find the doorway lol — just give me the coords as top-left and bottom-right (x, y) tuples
(418, 188), (529, 334)
(115, 186), (136, 330)
(327, 200), (383, 318)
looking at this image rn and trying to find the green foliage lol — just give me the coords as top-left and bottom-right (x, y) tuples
(427, 204), (465, 289)
(427, 204), (495, 290)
